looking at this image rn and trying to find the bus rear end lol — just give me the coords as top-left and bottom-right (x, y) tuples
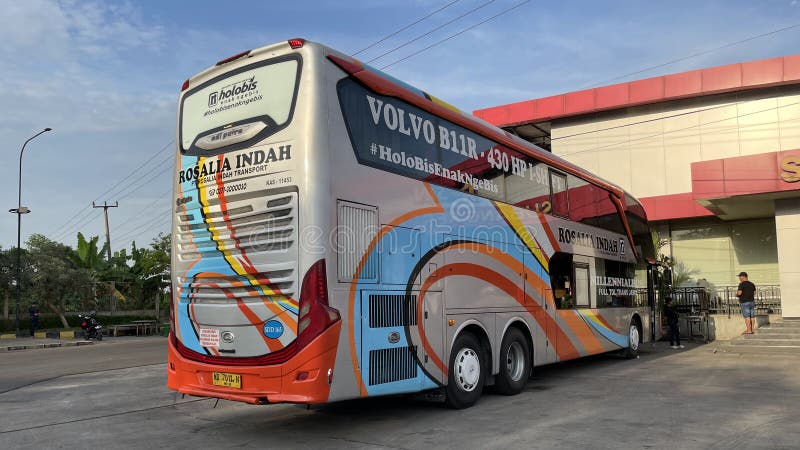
(167, 39), (341, 405)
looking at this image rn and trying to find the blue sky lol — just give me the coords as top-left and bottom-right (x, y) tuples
(2, 0), (800, 252)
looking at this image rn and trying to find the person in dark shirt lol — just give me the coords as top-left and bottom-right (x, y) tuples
(663, 297), (684, 349)
(736, 272), (756, 334)
(28, 303), (40, 337)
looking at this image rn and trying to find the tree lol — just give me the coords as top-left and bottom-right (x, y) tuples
(25, 234), (93, 328)
(67, 232), (109, 310)
(128, 233), (170, 314)
(68, 233), (108, 272)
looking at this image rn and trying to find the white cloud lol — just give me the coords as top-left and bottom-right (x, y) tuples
(0, 0), (169, 134)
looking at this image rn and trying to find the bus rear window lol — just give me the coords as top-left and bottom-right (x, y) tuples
(180, 55), (301, 155)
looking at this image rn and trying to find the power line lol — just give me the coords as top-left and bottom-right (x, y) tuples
(367, 0), (498, 64)
(93, 140), (173, 203)
(107, 153), (173, 201)
(582, 23), (800, 89)
(117, 164), (172, 201)
(51, 152), (172, 242)
(114, 188), (172, 236)
(45, 140), (173, 237)
(53, 209), (102, 243)
(380, 0), (531, 70)
(115, 208), (172, 245)
(45, 204), (92, 238)
(353, 0), (461, 57)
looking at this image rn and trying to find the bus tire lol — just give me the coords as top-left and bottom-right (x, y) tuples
(445, 332), (485, 409)
(495, 327), (530, 395)
(623, 319), (640, 359)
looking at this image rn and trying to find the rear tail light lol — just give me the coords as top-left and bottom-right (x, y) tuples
(296, 259), (340, 349)
(288, 38), (305, 49)
(216, 50), (251, 66)
(181, 79), (189, 91)
(82, 321), (87, 328)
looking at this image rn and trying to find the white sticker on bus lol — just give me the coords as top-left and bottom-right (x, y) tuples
(199, 328), (220, 347)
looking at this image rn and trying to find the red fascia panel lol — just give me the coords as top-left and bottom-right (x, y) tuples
(664, 69), (702, 98)
(629, 76), (665, 104)
(700, 63), (742, 94)
(692, 150), (800, 198)
(474, 54), (800, 127)
(691, 157), (727, 198)
(506, 100), (536, 125)
(477, 106), (508, 126)
(639, 192), (714, 221)
(784, 54), (800, 81)
(564, 89), (595, 115)
(742, 57), (783, 86)
(595, 82), (630, 110)
(535, 94), (566, 120)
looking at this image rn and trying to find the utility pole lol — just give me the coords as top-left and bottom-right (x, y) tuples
(93, 201), (118, 314)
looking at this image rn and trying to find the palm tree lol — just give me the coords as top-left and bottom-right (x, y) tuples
(68, 233), (109, 309)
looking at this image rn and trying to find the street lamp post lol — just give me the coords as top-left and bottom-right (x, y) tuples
(10, 128), (52, 337)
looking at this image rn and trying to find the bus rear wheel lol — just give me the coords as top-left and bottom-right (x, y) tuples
(445, 333), (485, 409)
(495, 327), (530, 395)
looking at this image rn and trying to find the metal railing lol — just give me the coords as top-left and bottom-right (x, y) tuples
(670, 285), (781, 317)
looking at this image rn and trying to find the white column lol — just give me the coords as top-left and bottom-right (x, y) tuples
(775, 198), (800, 318)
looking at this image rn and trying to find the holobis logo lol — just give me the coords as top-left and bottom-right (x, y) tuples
(208, 76), (258, 107)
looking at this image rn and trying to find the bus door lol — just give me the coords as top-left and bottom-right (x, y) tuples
(524, 250), (557, 365)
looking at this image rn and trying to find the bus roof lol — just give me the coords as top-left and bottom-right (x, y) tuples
(321, 43), (635, 204)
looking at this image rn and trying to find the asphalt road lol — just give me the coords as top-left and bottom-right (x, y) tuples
(1, 337), (798, 449)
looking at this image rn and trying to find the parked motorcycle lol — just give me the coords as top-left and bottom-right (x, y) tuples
(78, 311), (103, 341)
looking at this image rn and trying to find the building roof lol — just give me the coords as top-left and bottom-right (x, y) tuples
(473, 54), (800, 127)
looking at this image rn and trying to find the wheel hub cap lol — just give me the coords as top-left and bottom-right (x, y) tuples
(630, 326), (639, 351)
(506, 341), (525, 382)
(455, 348), (480, 392)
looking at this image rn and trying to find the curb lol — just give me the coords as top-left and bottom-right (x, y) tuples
(0, 329), (93, 352)
(0, 340), (95, 352)
(2, 330), (77, 340)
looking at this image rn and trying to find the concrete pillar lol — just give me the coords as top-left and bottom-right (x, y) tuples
(776, 198), (800, 318)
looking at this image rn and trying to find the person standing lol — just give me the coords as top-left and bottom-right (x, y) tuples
(28, 302), (40, 337)
(736, 272), (756, 334)
(664, 297), (684, 349)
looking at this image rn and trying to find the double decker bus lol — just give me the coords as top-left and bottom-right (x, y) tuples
(168, 39), (664, 409)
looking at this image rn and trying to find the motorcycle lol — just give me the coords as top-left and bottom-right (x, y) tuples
(78, 311), (103, 341)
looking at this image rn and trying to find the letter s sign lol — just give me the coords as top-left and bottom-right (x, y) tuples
(780, 156), (800, 183)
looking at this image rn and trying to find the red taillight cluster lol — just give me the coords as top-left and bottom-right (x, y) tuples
(295, 259), (340, 349)
(81, 321), (87, 328)
(181, 79), (189, 92)
(288, 38), (305, 49)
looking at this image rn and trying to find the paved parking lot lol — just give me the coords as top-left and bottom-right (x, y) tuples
(1, 337), (798, 449)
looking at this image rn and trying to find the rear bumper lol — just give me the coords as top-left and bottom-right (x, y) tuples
(167, 322), (341, 405)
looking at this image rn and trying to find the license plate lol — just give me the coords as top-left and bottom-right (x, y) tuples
(212, 372), (241, 389)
